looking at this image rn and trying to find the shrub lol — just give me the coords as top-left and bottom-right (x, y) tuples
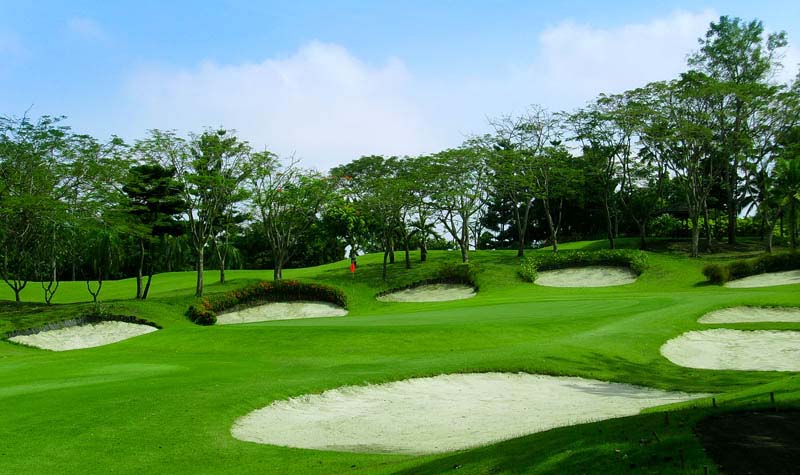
(703, 252), (800, 284)
(518, 258), (538, 282)
(186, 280), (347, 326)
(519, 250), (648, 283)
(701, 264), (729, 284)
(437, 262), (475, 284)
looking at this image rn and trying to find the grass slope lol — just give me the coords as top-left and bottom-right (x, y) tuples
(1, 239), (799, 474)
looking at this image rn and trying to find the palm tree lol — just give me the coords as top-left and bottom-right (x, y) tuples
(774, 158), (800, 251)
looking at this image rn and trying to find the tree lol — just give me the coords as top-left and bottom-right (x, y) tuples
(0, 115), (70, 303)
(143, 129), (250, 297)
(642, 76), (720, 257)
(429, 142), (488, 263)
(688, 15), (788, 244)
(121, 163), (185, 299)
(250, 153), (333, 280)
(488, 106), (560, 256)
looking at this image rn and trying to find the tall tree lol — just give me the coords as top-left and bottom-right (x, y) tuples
(430, 142), (488, 263)
(688, 15), (788, 244)
(251, 153), (333, 280)
(0, 115), (70, 303)
(488, 106), (560, 256)
(121, 163), (185, 299)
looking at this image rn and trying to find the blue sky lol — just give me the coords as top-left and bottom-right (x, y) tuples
(2, 1), (799, 169)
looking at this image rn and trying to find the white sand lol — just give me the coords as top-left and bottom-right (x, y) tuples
(215, 301), (347, 325)
(231, 373), (703, 454)
(700, 307), (800, 324)
(535, 266), (638, 287)
(9, 321), (158, 351)
(661, 329), (800, 372)
(724, 270), (800, 288)
(377, 284), (476, 302)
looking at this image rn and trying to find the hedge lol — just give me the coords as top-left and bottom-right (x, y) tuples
(519, 250), (648, 283)
(375, 262), (477, 297)
(5, 311), (161, 339)
(186, 280), (347, 325)
(703, 252), (800, 284)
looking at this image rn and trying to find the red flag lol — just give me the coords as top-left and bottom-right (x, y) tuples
(349, 262), (356, 273)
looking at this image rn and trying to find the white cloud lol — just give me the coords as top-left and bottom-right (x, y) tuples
(67, 16), (107, 41)
(124, 42), (440, 170)
(121, 9), (795, 170)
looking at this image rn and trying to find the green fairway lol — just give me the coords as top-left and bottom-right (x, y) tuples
(2, 241), (799, 474)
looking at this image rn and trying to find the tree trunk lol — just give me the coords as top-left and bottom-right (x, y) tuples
(382, 250), (389, 280)
(420, 239), (428, 262)
(791, 201), (797, 251)
(219, 255), (226, 284)
(389, 239), (395, 264)
(604, 197), (615, 250)
(274, 253), (283, 281)
(404, 237), (411, 269)
(703, 203), (712, 252)
(639, 222), (647, 250)
(14, 288), (21, 303)
(195, 247), (204, 297)
(690, 215), (700, 258)
(766, 224), (774, 254)
(142, 263), (154, 300)
(136, 239), (145, 299)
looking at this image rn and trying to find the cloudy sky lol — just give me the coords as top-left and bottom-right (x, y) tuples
(2, 1), (798, 171)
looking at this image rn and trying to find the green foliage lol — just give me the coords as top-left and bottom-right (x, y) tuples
(518, 258), (538, 282)
(703, 252), (800, 283)
(186, 280), (347, 325)
(519, 250), (648, 282)
(701, 263), (730, 284)
(436, 262), (476, 285)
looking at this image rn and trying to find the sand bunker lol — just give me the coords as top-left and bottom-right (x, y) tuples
(725, 270), (800, 288)
(231, 373), (703, 454)
(216, 301), (347, 325)
(661, 329), (800, 372)
(8, 321), (157, 351)
(535, 266), (638, 288)
(377, 284), (476, 302)
(700, 307), (800, 324)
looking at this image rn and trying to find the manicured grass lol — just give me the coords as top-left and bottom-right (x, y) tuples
(1, 240), (799, 474)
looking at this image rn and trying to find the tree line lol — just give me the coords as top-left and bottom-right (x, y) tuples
(1, 15), (799, 304)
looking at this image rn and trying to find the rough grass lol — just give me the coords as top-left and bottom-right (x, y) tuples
(0, 239), (799, 474)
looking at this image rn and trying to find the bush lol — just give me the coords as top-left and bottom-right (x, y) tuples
(186, 280), (347, 326)
(437, 262), (475, 284)
(519, 250), (648, 283)
(703, 252), (800, 284)
(701, 264), (729, 284)
(518, 258), (538, 282)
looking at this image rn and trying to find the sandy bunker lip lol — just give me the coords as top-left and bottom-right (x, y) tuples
(215, 301), (347, 325)
(661, 329), (800, 372)
(376, 283), (476, 302)
(535, 266), (638, 288)
(700, 306), (800, 324)
(231, 372), (703, 454)
(8, 321), (158, 351)
(724, 270), (800, 288)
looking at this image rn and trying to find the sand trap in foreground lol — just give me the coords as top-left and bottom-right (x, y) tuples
(725, 270), (800, 288)
(9, 321), (157, 351)
(661, 329), (800, 371)
(216, 301), (347, 325)
(535, 266), (638, 287)
(377, 284), (476, 302)
(700, 307), (800, 324)
(232, 373), (703, 454)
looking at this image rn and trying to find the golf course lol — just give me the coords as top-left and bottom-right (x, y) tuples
(2, 239), (799, 474)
